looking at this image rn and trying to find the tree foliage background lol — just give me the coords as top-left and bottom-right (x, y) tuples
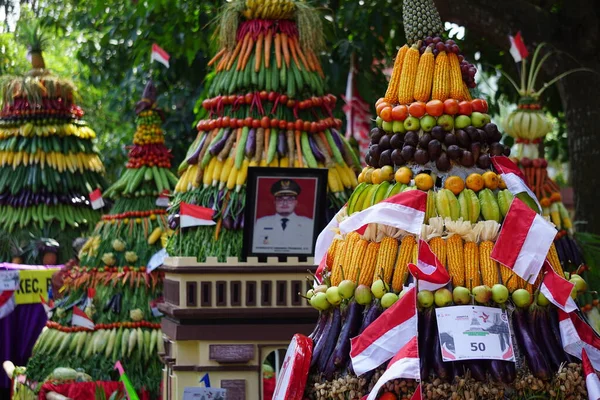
(1, 0), (595, 227)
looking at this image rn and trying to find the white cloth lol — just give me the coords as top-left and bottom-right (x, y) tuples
(252, 212), (314, 254)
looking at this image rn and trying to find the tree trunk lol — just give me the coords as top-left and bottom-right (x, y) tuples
(434, 0), (600, 234)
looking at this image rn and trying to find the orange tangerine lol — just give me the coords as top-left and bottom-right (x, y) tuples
(415, 173), (434, 191)
(482, 171), (499, 190)
(380, 165), (395, 182)
(466, 173), (484, 192)
(444, 176), (465, 195)
(395, 166), (413, 184)
(371, 169), (383, 185)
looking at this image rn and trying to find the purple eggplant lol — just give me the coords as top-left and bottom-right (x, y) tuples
(535, 308), (566, 371)
(311, 311), (335, 368)
(465, 361), (487, 381)
(358, 300), (382, 334)
(504, 360), (516, 383)
(308, 135), (325, 162)
(316, 307), (342, 373)
(245, 128), (256, 158)
(310, 311), (329, 341)
(332, 301), (364, 368)
(513, 308), (551, 380)
(452, 361), (465, 379)
(489, 360), (508, 382)
(419, 308), (435, 380)
(209, 128), (231, 156)
(277, 131), (287, 158)
(431, 319), (452, 380)
(330, 128), (346, 156)
(548, 306), (577, 362)
(187, 134), (208, 165)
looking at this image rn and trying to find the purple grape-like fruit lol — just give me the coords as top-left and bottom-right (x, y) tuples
(419, 133), (432, 149)
(401, 145), (416, 161)
(414, 149), (430, 165)
(404, 131), (419, 147)
(391, 149), (405, 166)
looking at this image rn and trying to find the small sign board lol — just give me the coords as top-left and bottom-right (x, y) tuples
(183, 387), (226, 400)
(435, 305), (515, 362)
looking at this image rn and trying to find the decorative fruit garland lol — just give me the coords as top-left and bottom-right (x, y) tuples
(24, 81), (171, 399)
(0, 24), (107, 264)
(167, 0), (360, 262)
(289, 1), (596, 399)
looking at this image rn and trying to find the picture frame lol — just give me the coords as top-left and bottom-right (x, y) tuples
(241, 167), (328, 260)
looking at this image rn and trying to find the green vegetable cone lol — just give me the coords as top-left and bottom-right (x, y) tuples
(24, 80), (171, 398)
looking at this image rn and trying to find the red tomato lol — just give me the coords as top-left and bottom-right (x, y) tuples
(458, 101), (473, 116)
(252, 119), (260, 129)
(471, 98), (488, 113)
(221, 116), (230, 127)
(425, 100), (444, 117)
(443, 99), (460, 115)
(270, 118), (279, 128)
(279, 120), (287, 129)
(245, 93), (253, 104)
(295, 119), (304, 131)
(287, 122), (294, 130)
(244, 117), (253, 127)
(378, 392), (397, 400)
(230, 118), (239, 129)
(279, 95), (288, 104)
(376, 101), (391, 115)
(268, 91), (277, 102)
(375, 97), (386, 108)
(259, 91), (268, 100)
(208, 120), (216, 130)
(309, 122), (317, 133)
(379, 106), (393, 122)
(287, 100), (296, 108)
(303, 121), (311, 132)
(312, 96), (323, 107)
(391, 105), (409, 121)
(202, 99), (211, 110)
(260, 117), (270, 129)
(408, 101), (426, 118)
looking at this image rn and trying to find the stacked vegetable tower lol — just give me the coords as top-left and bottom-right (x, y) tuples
(0, 23), (107, 263)
(499, 44), (597, 317)
(299, 0), (593, 399)
(167, 0), (360, 261)
(23, 81), (173, 399)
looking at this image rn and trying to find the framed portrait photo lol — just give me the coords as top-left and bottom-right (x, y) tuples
(242, 167), (328, 259)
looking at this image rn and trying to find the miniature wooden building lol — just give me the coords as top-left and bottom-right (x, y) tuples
(158, 256), (318, 400)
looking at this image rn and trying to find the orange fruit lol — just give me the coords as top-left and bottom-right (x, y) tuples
(444, 175), (465, 195)
(357, 172), (365, 183)
(465, 173), (484, 192)
(498, 176), (507, 189)
(482, 171), (499, 190)
(371, 169), (383, 184)
(395, 166), (413, 184)
(415, 173), (434, 191)
(364, 168), (374, 184)
(380, 165), (395, 182)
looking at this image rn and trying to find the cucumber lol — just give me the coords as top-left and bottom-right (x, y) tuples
(271, 59), (279, 92)
(280, 62), (287, 88)
(144, 166), (153, 181)
(258, 59), (266, 88)
(251, 54), (258, 87)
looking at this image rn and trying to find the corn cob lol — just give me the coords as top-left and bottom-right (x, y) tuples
(359, 241), (381, 286)
(479, 241), (499, 287)
(431, 51), (449, 101)
(413, 47), (435, 102)
(348, 239), (369, 282)
(373, 237), (399, 284)
(392, 235), (415, 291)
(464, 241), (480, 290)
(384, 45), (408, 103)
(446, 235), (465, 287)
(547, 243), (565, 278)
(428, 237), (447, 267)
(499, 264), (529, 293)
(448, 53), (464, 100)
(330, 241), (347, 285)
(462, 82), (472, 101)
(397, 44), (420, 104)
(326, 238), (341, 270)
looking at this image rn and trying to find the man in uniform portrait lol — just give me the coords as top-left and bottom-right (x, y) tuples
(252, 179), (314, 253)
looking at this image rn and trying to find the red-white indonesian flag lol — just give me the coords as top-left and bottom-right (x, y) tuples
(491, 156), (541, 211)
(490, 197), (556, 284)
(408, 239), (451, 291)
(179, 202), (216, 228)
(350, 286), (418, 376)
(89, 188), (104, 210)
(0, 291), (16, 320)
(72, 306), (94, 330)
(558, 309), (600, 369)
(339, 191), (427, 236)
(540, 260), (577, 313)
(151, 43), (170, 68)
(364, 336), (420, 400)
(508, 31), (529, 63)
(411, 385), (422, 400)
(583, 348), (600, 400)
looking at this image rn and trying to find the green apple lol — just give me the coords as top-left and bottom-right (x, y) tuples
(404, 116), (420, 131)
(453, 286), (471, 305)
(338, 279), (356, 300)
(417, 290), (434, 308)
(437, 114), (455, 131)
(382, 120), (394, 133)
(326, 286), (342, 306)
(314, 284), (328, 294)
(310, 292), (330, 311)
(381, 292), (400, 309)
(512, 289), (532, 308)
(570, 277), (588, 294)
(455, 115), (472, 129)
(420, 115), (436, 132)
(306, 289), (315, 298)
(393, 120), (407, 134)
(491, 284), (509, 304)
(371, 279), (389, 299)
(471, 112), (486, 128)
(376, 116), (383, 128)
(537, 291), (550, 306)
(355, 285), (373, 305)
(472, 285), (492, 304)
(434, 288), (453, 307)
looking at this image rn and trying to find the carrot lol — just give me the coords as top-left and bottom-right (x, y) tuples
(281, 33), (291, 68)
(255, 32), (264, 72)
(295, 130), (303, 167)
(264, 30), (273, 68)
(208, 48), (226, 67)
(229, 35), (246, 71)
(217, 52), (229, 72)
(241, 37), (255, 71)
(264, 128), (271, 158)
(288, 34), (301, 69)
(292, 36), (310, 71)
(318, 132), (333, 156)
(274, 33), (282, 69)
(309, 49), (325, 78)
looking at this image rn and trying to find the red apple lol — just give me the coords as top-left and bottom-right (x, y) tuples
(408, 101), (427, 118)
(391, 105), (409, 121)
(472, 99), (488, 113)
(425, 100), (444, 117)
(443, 99), (459, 115)
(458, 101), (473, 116)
